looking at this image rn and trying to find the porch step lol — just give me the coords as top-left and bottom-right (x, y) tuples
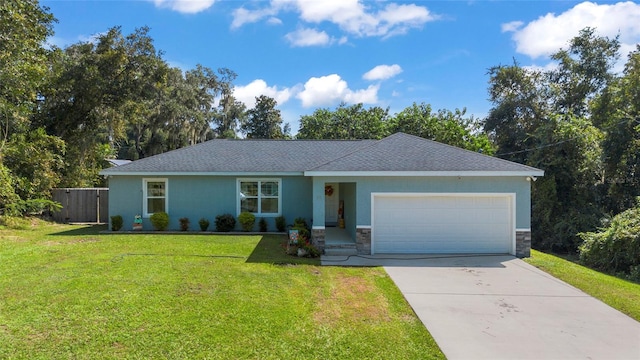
(324, 242), (358, 256)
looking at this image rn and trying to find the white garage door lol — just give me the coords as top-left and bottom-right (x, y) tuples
(372, 194), (514, 254)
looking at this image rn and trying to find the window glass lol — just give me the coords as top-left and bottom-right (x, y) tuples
(144, 179), (167, 216)
(238, 179), (280, 215)
(261, 198), (279, 213)
(147, 182), (165, 197)
(241, 182), (258, 196)
(147, 198), (165, 214)
(261, 182), (279, 196)
(241, 198), (258, 213)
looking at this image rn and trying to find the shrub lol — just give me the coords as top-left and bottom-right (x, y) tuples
(238, 212), (256, 232)
(293, 217), (309, 232)
(199, 218), (210, 231)
(5, 199), (62, 217)
(259, 218), (268, 232)
(291, 217), (310, 240)
(150, 212), (170, 231)
(579, 200), (640, 280)
(275, 215), (286, 232)
(215, 214), (236, 232)
(300, 242), (321, 258)
(179, 217), (190, 231)
(110, 215), (123, 231)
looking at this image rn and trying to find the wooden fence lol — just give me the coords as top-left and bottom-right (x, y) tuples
(52, 188), (109, 224)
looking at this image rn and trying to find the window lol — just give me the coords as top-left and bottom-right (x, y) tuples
(238, 179), (281, 216)
(143, 178), (168, 217)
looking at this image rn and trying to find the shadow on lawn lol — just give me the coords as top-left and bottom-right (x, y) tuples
(50, 224), (108, 236)
(246, 235), (320, 266)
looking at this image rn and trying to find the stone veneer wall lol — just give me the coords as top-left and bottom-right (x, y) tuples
(356, 227), (371, 255)
(516, 230), (531, 258)
(311, 228), (325, 252)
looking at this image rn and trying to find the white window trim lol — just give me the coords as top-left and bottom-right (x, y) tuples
(237, 178), (282, 217)
(142, 178), (168, 218)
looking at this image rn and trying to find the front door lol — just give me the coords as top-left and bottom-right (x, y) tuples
(324, 183), (339, 226)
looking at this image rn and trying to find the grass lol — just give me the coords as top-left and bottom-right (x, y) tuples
(0, 220), (443, 359)
(525, 249), (640, 321)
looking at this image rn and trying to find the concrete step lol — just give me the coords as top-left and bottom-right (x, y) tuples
(324, 247), (358, 256)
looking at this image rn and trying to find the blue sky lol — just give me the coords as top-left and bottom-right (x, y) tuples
(43, 1), (640, 133)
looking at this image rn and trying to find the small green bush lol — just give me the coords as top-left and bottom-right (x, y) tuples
(110, 215), (123, 231)
(275, 215), (286, 232)
(291, 217), (310, 239)
(579, 200), (640, 280)
(150, 212), (170, 231)
(5, 199), (62, 217)
(179, 217), (190, 231)
(215, 214), (236, 232)
(293, 217), (309, 231)
(259, 218), (268, 232)
(199, 218), (210, 231)
(238, 212), (255, 232)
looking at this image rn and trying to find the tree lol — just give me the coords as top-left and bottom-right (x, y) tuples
(242, 95), (288, 139)
(3, 128), (65, 200)
(592, 46), (640, 214)
(484, 28), (621, 253)
(528, 114), (604, 251)
(297, 103), (389, 140)
(0, 0), (56, 152)
(389, 103), (494, 154)
(549, 27), (620, 117)
(38, 26), (169, 185)
(213, 68), (246, 138)
(484, 62), (547, 163)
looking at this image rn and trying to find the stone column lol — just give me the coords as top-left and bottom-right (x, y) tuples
(516, 230), (531, 258)
(356, 226), (371, 255)
(312, 227), (325, 253)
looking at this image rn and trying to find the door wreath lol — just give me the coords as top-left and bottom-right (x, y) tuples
(324, 185), (334, 196)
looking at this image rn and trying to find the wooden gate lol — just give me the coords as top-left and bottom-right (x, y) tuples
(52, 188), (109, 223)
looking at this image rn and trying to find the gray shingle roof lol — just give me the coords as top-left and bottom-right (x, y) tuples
(101, 133), (543, 175)
(308, 133), (543, 173)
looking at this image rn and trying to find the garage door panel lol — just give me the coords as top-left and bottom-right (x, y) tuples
(373, 195), (513, 254)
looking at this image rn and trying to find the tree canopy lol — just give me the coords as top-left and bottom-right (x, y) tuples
(484, 28), (638, 253)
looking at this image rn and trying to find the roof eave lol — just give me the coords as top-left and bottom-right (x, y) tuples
(303, 170), (545, 177)
(100, 171), (305, 177)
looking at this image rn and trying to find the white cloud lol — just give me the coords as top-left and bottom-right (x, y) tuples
(503, 1), (640, 59)
(363, 64), (403, 81)
(231, 0), (437, 39)
(152, 0), (215, 14)
(297, 74), (379, 107)
(285, 28), (331, 47)
(233, 79), (294, 108)
(501, 21), (523, 33)
(231, 7), (278, 29)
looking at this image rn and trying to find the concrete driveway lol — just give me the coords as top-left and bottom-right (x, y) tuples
(322, 254), (640, 359)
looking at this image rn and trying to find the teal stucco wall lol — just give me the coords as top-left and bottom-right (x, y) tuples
(312, 176), (532, 229)
(108, 174), (532, 231)
(107, 175), (312, 231)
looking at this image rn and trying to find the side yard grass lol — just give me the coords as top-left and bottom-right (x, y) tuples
(525, 249), (640, 321)
(0, 221), (443, 359)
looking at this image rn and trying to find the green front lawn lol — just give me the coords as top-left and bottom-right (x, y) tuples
(0, 221), (443, 359)
(525, 249), (640, 321)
